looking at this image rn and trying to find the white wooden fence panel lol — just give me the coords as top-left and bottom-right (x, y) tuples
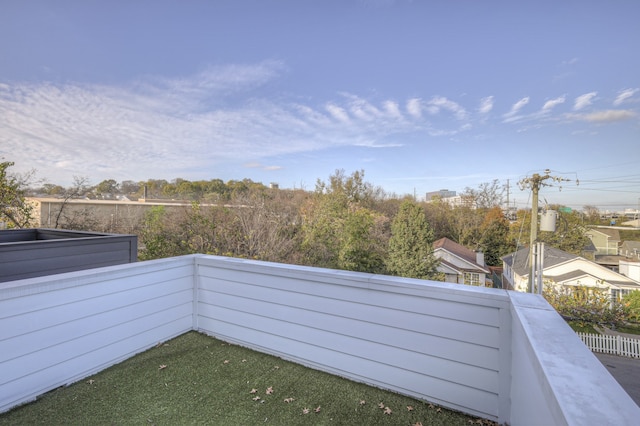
(0, 257), (195, 413)
(2, 254), (639, 426)
(195, 256), (509, 421)
(578, 332), (640, 358)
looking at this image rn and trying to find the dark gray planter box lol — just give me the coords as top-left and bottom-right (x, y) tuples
(0, 228), (137, 283)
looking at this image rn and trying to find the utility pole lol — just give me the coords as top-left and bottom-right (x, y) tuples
(519, 169), (569, 293)
(505, 179), (510, 209)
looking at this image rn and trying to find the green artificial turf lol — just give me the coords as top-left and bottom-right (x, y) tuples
(0, 331), (496, 425)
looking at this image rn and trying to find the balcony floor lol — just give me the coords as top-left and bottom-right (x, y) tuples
(0, 331), (495, 425)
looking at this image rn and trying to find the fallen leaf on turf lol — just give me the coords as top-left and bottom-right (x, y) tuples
(378, 402), (385, 409)
(266, 386), (274, 395)
(436, 407), (442, 413)
(413, 423), (423, 426)
(223, 360), (230, 364)
(284, 397), (295, 403)
(252, 396), (261, 401)
(242, 359), (247, 362)
(359, 400), (366, 405)
(407, 405), (414, 411)
(428, 404), (435, 409)
(384, 407), (392, 415)
(314, 406), (321, 413)
(302, 408), (310, 415)
(250, 389), (258, 394)
(158, 365), (167, 370)
(274, 366), (280, 370)
(86, 379), (95, 385)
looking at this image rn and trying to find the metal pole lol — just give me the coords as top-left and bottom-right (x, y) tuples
(537, 242), (544, 295)
(528, 175), (540, 293)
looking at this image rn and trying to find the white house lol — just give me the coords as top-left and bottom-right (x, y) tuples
(620, 259), (640, 283)
(433, 237), (490, 286)
(502, 245), (640, 301)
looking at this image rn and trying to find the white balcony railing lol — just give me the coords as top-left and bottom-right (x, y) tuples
(1, 254), (638, 425)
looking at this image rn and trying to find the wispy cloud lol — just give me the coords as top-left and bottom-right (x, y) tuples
(1, 65), (471, 184)
(542, 95), (566, 112)
(569, 110), (636, 123)
(406, 98), (422, 118)
(478, 96), (494, 114)
(325, 103), (351, 123)
(573, 92), (597, 110)
(613, 88), (639, 106)
(562, 57), (579, 66)
(244, 162), (283, 171)
(502, 97), (530, 122)
(1, 63), (636, 186)
(427, 96), (467, 120)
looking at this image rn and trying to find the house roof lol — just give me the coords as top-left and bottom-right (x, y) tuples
(434, 237), (476, 263)
(621, 241), (640, 251)
(502, 245), (577, 276)
(587, 227), (621, 240)
(503, 245), (640, 288)
(433, 237), (489, 274)
(547, 269), (606, 283)
(594, 255), (626, 266)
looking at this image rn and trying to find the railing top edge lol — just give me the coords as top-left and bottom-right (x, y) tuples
(195, 254), (511, 304)
(0, 255), (201, 299)
(510, 293), (640, 423)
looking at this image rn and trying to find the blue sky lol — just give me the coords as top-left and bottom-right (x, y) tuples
(1, 0), (639, 211)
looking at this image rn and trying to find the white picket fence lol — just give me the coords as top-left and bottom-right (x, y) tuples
(578, 332), (640, 358)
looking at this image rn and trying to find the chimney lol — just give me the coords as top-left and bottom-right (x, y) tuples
(475, 250), (485, 266)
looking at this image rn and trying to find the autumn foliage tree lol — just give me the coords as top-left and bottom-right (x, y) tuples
(386, 200), (440, 280)
(0, 160), (35, 228)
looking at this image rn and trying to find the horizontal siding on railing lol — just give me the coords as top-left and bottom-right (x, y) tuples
(194, 257), (511, 421)
(0, 257), (195, 413)
(578, 332), (640, 358)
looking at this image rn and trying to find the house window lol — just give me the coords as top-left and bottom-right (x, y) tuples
(463, 272), (480, 286)
(611, 289), (630, 304)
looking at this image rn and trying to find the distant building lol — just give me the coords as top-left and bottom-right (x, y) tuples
(425, 189), (456, 201)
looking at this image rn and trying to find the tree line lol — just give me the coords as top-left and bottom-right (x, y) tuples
(3, 160), (603, 275)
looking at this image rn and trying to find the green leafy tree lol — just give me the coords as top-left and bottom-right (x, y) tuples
(139, 206), (183, 260)
(424, 198), (454, 241)
(479, 207), (512, 266)
(623, 291), (640, 323)
(0, 160), (35, 228)
(544, 284), (627, 327)
(386, 200), (440, 279)
(94, 179), (119, 197)
(300, 170), (387, 273)
(509, 207), (590, 256)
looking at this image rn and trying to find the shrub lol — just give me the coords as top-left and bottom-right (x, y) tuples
(543, 283), (627, 327)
